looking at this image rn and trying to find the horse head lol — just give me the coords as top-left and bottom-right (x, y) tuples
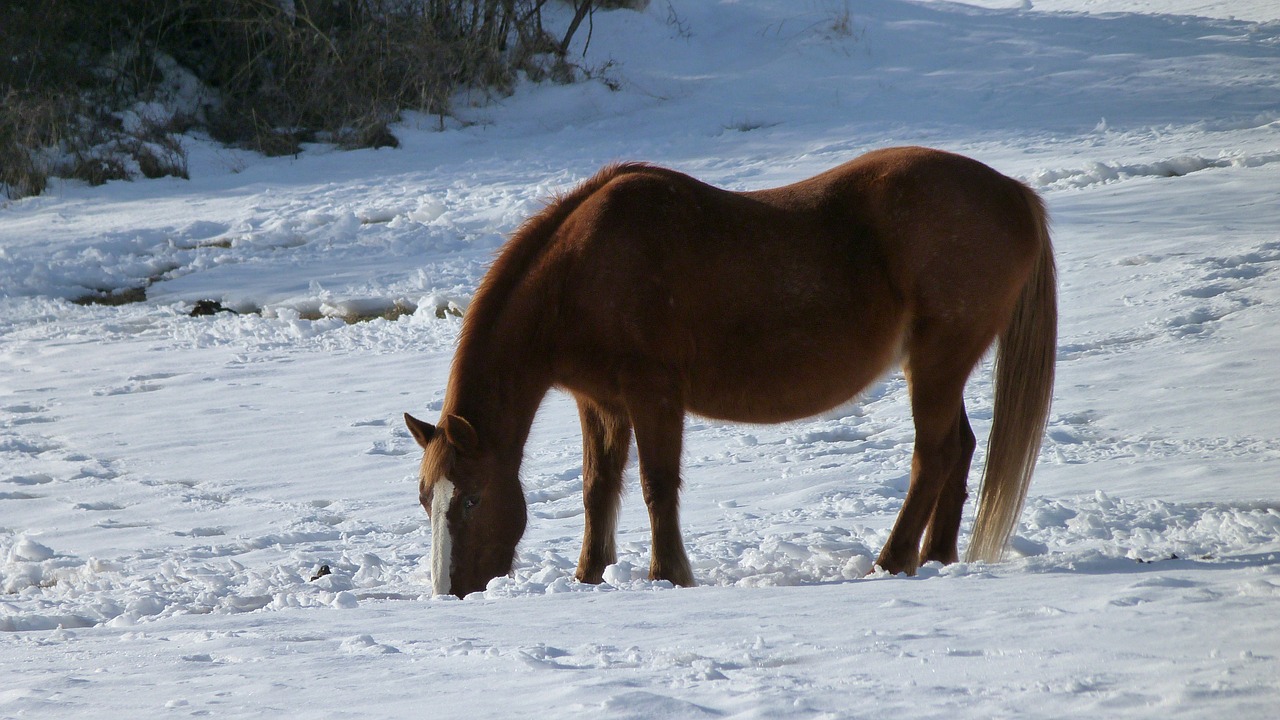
(404, 412), (527, 597)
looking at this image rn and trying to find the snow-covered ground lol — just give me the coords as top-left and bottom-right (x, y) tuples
(3, 1), (1279, 716)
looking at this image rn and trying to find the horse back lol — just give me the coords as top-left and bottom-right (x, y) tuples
(795, 147), (1046, 323)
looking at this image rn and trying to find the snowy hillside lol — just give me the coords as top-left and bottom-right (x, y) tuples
(2, 1), (1279, 717)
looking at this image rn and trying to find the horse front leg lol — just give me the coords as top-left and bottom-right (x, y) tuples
(624, 375), (695, 587)
(574, 398), (632, 584)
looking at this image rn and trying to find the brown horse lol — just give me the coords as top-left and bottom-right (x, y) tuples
(405, 146), (1056, 597)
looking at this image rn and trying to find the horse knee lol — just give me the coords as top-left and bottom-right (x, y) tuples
(641, 476), (682, 508)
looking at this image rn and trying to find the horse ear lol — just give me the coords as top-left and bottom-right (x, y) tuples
(403, 413), (437, 449)
(441, 414), (479, 457)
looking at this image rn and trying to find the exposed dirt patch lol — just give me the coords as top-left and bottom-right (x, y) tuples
(72, 286), (148, 306)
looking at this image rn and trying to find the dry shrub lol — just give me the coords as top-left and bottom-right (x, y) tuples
(1, 1), (623, 198)
(0, 92), (65, 199)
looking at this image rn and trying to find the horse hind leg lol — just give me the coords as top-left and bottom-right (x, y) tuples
(574, 398), (632, 584)
(920, 409), (977, 565)
(876, 329), (988, 575)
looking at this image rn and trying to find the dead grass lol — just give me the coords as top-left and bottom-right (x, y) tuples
(2, 0), (628, 199)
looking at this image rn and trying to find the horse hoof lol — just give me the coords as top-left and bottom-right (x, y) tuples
(873, 555), (918, 576)
(649, 568), (695, 587)
(574, 570), (606, 585)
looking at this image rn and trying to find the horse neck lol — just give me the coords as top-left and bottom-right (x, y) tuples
(444, 186), (574, 473)
(444, 315), (553, 468)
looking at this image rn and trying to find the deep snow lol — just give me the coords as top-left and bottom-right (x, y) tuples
(2, 1), (1279, 717)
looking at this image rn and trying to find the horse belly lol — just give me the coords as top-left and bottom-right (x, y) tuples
(683, 312), (904, 424)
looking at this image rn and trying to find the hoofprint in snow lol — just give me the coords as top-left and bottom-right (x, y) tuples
(2, 1), (1279, 718)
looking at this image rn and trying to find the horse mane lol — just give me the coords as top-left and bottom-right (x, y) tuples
(447, 163), (654, 406)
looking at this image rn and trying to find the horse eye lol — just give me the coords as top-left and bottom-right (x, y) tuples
(462, 495), (480, 512)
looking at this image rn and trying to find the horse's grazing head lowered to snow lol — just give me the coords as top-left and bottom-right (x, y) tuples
(405, 412), (527, 598)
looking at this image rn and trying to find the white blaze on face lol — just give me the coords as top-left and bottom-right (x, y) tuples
(430, 478), (456, 596)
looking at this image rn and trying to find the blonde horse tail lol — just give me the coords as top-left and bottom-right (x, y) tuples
(965, 184), (1057, 564)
